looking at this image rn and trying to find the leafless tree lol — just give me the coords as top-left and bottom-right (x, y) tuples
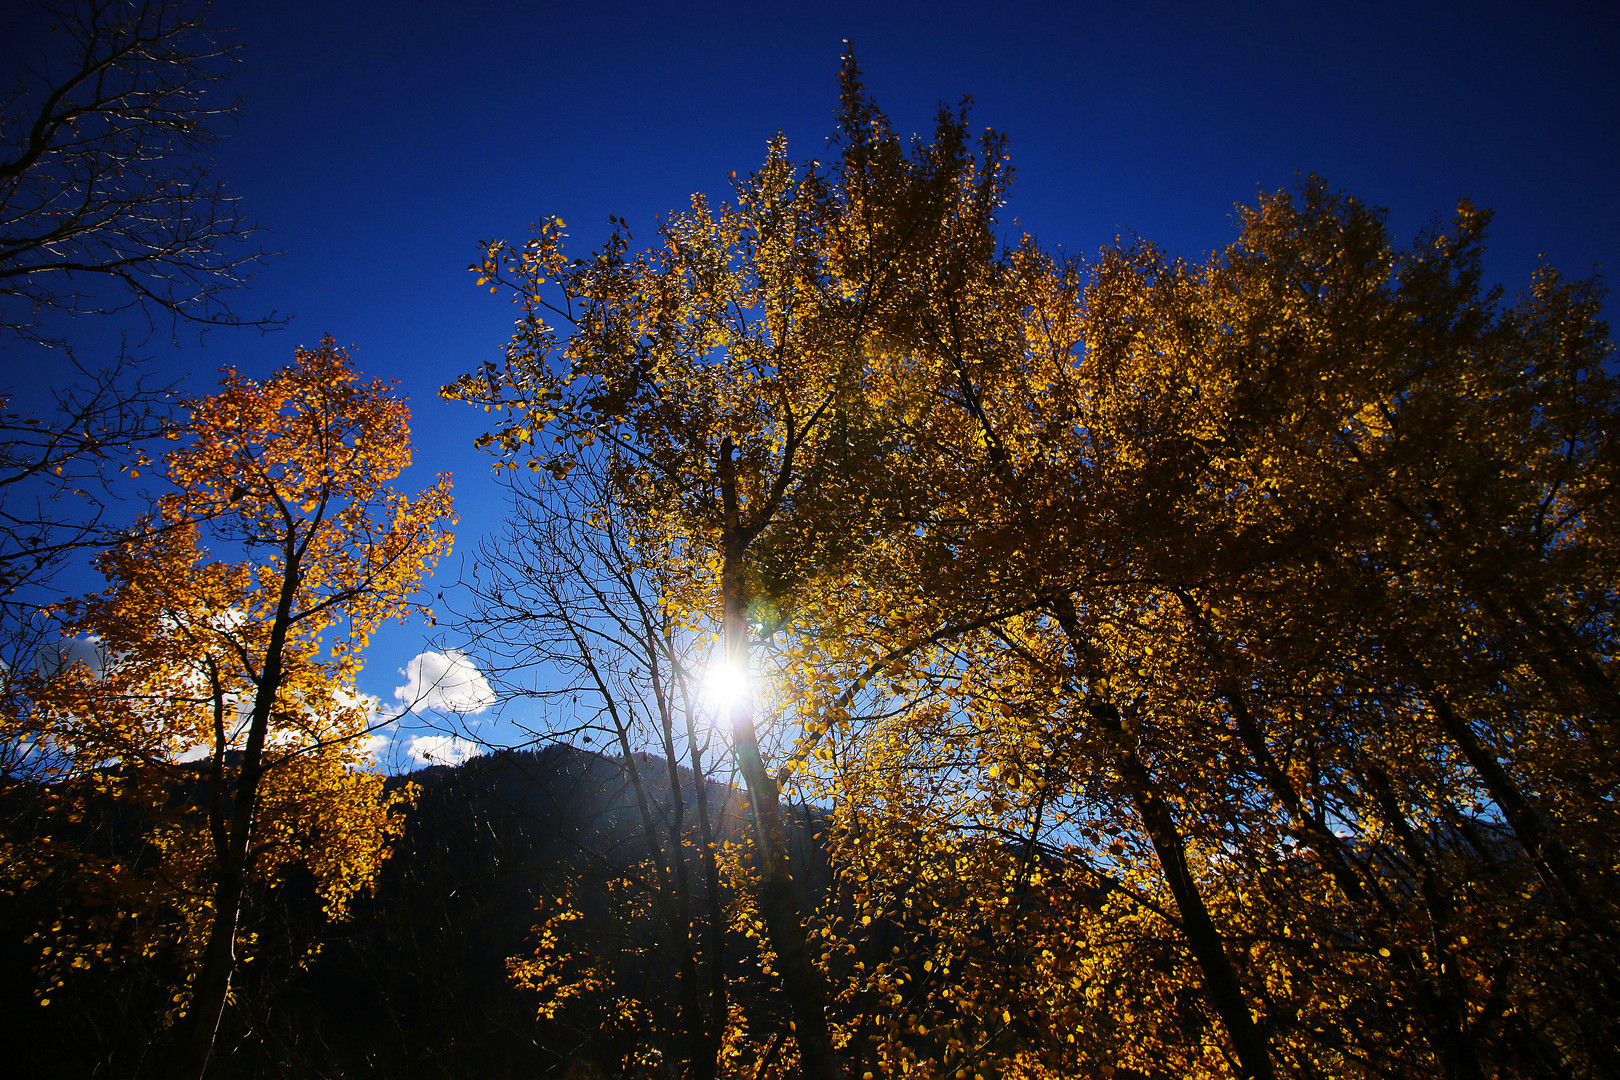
(0, 0), (279, 344)
(0, 0), (287, 667)
(454, 455), (749, 1080)
(0, 351), (177, 623)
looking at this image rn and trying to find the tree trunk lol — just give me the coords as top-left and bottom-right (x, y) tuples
(1052, 597), (1276, 1080)
(720, 441), (839, 1080)
(1361, 764), (1486, 1080)
(167, 550), (302, 1079)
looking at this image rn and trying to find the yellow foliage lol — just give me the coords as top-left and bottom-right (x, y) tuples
(453, 58), (1620, 1080)
(7, 338), (451, 1032)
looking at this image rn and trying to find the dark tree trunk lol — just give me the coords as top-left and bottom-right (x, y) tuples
(719, 441), (839, 1080)
(1052, 596), (1276, 1080)
(166, 549), (303, 1079)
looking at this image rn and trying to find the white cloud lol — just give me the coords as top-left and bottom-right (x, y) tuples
(391, 650), (495, 716)
(405, 734), (481, 766)
(360, 732), (391, 761)
(177, 727), (393, 768)
(34, 635), (107, 678)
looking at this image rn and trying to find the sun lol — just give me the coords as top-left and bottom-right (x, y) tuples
(703, 659), (751, 717)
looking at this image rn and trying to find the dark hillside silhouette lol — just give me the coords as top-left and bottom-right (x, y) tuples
(1, 745), (831, 1079)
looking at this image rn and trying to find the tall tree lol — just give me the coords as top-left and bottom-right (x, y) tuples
(878, 180), (1620, 1077)
(445, 53), (1013, 1079)
(454, 56), (1617, 1078)
(768, 175), (1618, 1079)
(460, 456), (743, 1080)
(11, 339), (454, 1078)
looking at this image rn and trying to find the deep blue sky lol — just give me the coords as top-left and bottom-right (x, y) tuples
(7, 0), (1618, 761)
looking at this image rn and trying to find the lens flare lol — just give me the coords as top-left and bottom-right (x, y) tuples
(703, 659), (751, 716)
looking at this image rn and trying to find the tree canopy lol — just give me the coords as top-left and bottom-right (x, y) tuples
(0, 42), (1611, 1080)
(450, 56), (1619, 1080)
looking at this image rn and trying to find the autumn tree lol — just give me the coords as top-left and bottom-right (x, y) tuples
(445, 52), (1016, 1080)
(9, 339), (454, 1078)
(819, 180), (1620, 1078)
(451, 50), (1617, 1079)
(1171, 184), (1620, 1074)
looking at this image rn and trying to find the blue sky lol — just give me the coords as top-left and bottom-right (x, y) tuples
(6, 0), (1617, 764)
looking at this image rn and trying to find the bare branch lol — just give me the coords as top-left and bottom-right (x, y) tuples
(0, 0), (283, 344)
